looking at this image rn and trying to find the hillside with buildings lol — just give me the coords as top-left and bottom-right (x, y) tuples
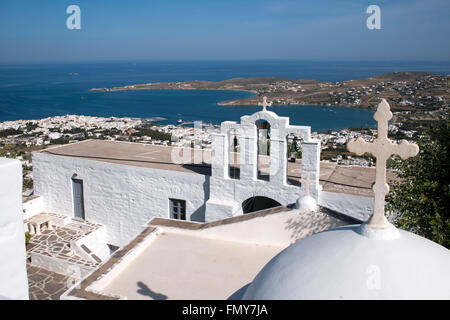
(90, 72), (449, 111)
(90, 72), (449, 135)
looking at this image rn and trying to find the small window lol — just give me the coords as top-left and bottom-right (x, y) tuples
(169, 198), (186, 220)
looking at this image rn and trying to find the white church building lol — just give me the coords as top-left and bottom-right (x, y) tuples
(2, 99), (449, 300)
(32, 104), (374, 247)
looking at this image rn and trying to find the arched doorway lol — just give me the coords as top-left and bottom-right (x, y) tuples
(242, 196), (281, 214)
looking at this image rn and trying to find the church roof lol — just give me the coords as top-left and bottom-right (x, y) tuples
(36, 139), (383, 197)
(62, 206), (350, 300)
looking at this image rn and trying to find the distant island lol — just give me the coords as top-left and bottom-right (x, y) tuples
(90, 72), (449, 133)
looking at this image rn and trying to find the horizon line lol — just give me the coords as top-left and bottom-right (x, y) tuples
(1, 58), (450, 66)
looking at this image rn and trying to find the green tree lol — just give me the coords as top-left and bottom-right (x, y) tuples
(387, 117), (450, 248)
(131, 127), (171, 141)
(0, 128), (23, 137)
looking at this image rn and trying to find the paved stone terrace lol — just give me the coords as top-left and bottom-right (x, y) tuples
(25, 213), (106, 299)
(25, 213), (102, 269)
(27, 263), (72, 300)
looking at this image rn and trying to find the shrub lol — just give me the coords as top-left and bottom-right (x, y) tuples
(25, 232), (31, 245)
(387, 117), (450, 248)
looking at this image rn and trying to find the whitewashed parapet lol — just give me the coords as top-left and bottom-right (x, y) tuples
(301, 140), (321, 200)
(0, 158), (29, 300)
(23, 195), (45, 220)
(211, 133), (227, 178)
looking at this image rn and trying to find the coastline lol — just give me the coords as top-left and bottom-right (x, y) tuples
(216, 99), (372, 110)
(92, 86), (373, 110)
(88, 72), (448, 112)
(1, 71), (446, 133)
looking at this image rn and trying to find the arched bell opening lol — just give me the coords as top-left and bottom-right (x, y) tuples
(286, 134), (303, 186)
(228, 129), (240, 179)
(255, 119), (271, 181)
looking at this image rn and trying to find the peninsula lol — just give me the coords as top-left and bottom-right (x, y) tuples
(90, 72), (449, 112)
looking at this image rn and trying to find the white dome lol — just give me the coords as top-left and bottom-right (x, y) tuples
(243, 224), (450, 299)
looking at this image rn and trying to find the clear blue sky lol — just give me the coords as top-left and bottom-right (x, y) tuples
(0, 0), (449, 63)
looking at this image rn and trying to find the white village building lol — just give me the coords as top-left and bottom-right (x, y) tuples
(31, 99), (373, 248)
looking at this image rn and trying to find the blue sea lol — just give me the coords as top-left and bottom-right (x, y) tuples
(1, 60), (449, 132)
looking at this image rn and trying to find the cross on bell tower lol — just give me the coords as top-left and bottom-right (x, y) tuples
(347, 99), (419, 229)
(300, 172), (313, 197)
(258, 96), (272, 112)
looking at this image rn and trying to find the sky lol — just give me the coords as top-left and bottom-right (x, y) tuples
(0, 0), (449, 63)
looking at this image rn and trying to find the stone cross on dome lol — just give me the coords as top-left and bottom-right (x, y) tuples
(258, 96), (272, 112)
(347, 99), (419, 229)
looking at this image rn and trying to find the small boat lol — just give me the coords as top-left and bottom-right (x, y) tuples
(177, 119), (183, 124)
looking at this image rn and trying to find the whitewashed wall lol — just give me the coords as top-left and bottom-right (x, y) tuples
(33, 153), (209, 246)
(0, 158), (29, 300)
(319, 191), (373, 222)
